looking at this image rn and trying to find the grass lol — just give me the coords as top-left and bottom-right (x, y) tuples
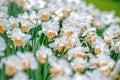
(85, 0), (120, 17)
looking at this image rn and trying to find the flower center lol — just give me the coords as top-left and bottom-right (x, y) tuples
(81, 27), (86, 33)
(11, 22), (17, 28)
(95, 22), (100, 29)
(94, 47), (101, 54)
(50, 67), (62, 76)
(0, 24), (5, 33)
(22, 24), (29, 32)
(74, 64), (84, 72)
(57, 43), (65, 53)
(99, 60), (108, 67)
(5, 64), (16, 76)
(75, 52), (88, 58)
(38, 54), (47, 64)
(46, 30), (56, 39)
(41, 13), (49, 21)
(13, 37), (24, 46)
(21, 59), (30, 70)
(67, 31), (74, 37)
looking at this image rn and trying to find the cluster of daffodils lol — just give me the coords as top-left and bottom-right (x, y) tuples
(0, 0), (120, 80)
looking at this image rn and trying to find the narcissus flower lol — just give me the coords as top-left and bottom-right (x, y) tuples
(52, 8), (64, 21)
(49, 57), (72, 77)
(3, 55), (22, 76)
(68, 46), (89, 60)
(11, 71), (28, 80)
(11, 28), (31, 46)
(17, 52), (38, 70)
(71, 58), (89, 73)
(0, 0), (120, 80)
(42, 20), (59, 39)
(36, 45), (52, 64)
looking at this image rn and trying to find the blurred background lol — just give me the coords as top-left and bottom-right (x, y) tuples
(85, 0), (120, 17)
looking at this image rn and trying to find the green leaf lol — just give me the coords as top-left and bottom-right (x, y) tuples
(8, 2), (24, 18)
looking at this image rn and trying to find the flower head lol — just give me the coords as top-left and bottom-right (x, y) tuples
(11, 28), (31, 46)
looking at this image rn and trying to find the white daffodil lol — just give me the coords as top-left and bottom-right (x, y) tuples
(49, 57), (72, 77)
(49, 35), (79, 53)
(49, 36), (67, 52)
(103, 24), (120, 40)
(86, 69), (111, 80)
(0, 19), (7, 33)
(51, 75), (71, 80)
(38, 8), (50, 21)
(36, 45), (52, 64)
(3, 55), (23, 76)
(101, 12), (115, 25)
(68, 46), (89, 60)
(91, 37), (110, 55)
(72, 73), (87, 80)
(0, 0), (120, 79)
(66, 0), (81, 4)
(17, 52), (38, 70)
(52, 8), (64, 21)
(70, 58), (89, 73)
(11, 28), (31, 46)
(8, 17), (19, 29)
(18, 12), (36, 31)
(42, 20), (59, 39)
(112, 40), (120, 53)
(82, 27), (96, 37)
(21, 0), (46, 10)
(11, 71), (29, 80)
(90, 54), (115, 71)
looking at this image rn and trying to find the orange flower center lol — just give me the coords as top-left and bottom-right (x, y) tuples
(21, 59), (30, 70)
(74, 64), (84, 72)
(75, 52), (88, 58)
(99, 60), (108, 67)
(5, 64), (16, 76)
(13, 37), (24, 46)
(41, 13), (49, 21)
(11, 22), (17, 28)
(57, 43), (65, 53)
(0, 24), (5, 33)
(46, 30), (56, 39)
(22, 24), (29, 32)
(50, 67), (62, 76)
(38, 54), (47, 64)
(94, 48), (101, 54)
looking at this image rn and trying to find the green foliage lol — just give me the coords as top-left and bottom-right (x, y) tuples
(85, 0), (120, 16)
(8, 2), (24, 17)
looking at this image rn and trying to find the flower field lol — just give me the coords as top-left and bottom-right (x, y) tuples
(0, 0), (120, 80)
